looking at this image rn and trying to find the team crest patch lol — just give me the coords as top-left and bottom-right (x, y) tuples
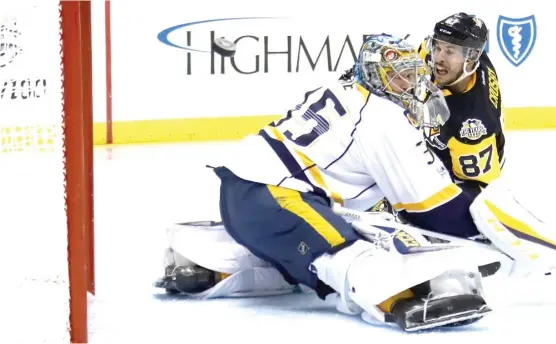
(369, 198), (393, 213)
(472, 17), (484, 28)
(460, 119), (487, 140)
(497, 15), (537, 67)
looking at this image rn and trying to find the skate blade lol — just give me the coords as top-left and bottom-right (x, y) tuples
(404, 305), (492, 332)
(153, 276), (181, 294)
(153, 275), (173, 288)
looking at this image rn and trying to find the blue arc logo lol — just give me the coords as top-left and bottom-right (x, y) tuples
(157, 17), (283, 53)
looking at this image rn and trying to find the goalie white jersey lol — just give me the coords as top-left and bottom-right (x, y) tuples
(220, 77), (479, 238)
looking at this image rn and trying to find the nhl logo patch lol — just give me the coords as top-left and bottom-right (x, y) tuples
(460, 119), (487, 140)
(298, 241), (309, 255)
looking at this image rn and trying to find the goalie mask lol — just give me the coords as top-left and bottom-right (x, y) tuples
(428, 12), (488, 87)
(355, 34), (450, 128)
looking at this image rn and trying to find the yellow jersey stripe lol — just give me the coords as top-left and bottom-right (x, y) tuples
(392, 184), (462, 213)
(267, 185), (346, 247)
(355, 83), (370, 98)
(269, 126), (285, 142)
(294, 149), (344, 205)
(269, 127), (343, 204)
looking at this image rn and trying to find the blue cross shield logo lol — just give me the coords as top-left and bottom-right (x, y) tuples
(497, 15), (537, 67)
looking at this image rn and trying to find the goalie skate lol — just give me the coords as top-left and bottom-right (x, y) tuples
(153, 247), (227, 295)
(386, 294), (492, 331)
(153, 264), (221, 294)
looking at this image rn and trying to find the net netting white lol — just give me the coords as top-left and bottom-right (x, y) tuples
(0, 2), (70, 343)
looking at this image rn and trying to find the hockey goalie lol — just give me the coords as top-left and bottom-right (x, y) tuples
(154, 33), (556, 332)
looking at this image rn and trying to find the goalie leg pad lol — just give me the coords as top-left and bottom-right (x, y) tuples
(429, 268), (486, 299)
(154, 247), (295, 298)
(470, 178), (556, 276)
(154, 220), (284, 297)
(166, 221), (271, 275)
(310, 238), (488, 323)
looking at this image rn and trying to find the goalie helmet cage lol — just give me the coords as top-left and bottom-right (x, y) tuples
(62, 1), (95, 344)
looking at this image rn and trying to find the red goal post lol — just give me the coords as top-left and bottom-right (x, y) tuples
(62, 1), (95, 343)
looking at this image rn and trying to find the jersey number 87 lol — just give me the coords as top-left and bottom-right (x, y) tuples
(458, 144), (493, 178)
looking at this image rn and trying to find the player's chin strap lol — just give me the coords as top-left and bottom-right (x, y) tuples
(445, 59), (480, 87)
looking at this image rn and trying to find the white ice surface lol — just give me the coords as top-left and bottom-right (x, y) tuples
(3, 131), (556, 343)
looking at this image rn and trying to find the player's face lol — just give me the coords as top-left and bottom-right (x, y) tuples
(432, 40), (465, 85)
(386, 68), (415, 95)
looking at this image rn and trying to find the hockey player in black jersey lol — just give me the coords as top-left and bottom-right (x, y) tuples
(419, 13), (505, 197)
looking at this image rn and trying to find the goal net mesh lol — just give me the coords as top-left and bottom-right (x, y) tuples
(0, 2), (71, 343)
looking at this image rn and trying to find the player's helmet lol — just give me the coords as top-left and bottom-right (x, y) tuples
(429, 12), (488, 85)
(355, 34), (450, 128)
